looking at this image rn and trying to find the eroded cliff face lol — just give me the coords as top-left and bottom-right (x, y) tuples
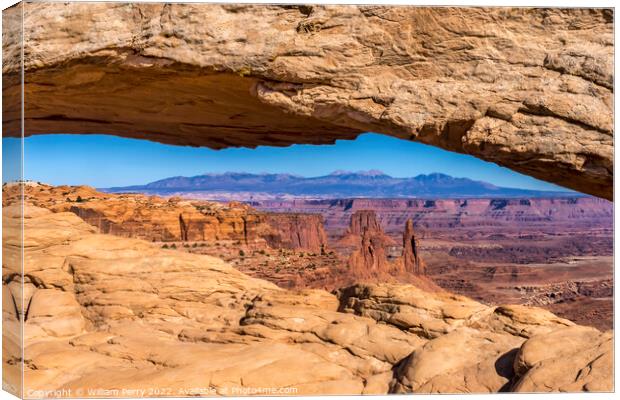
(2, 184), (268, 243)
(1, 183), (328, 252)
(262, 213), (328, 253)
(2, 4), (613, 199)
(402, 219), (426, 275)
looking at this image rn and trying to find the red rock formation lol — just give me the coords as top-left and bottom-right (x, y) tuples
(402, 219), (426, 275)
(339, 210), (395, 248)
(347, 228), (390, 278)
(4, 184), (336, 252)
(262, 213), (328, 253)
(253, 197), (613, 234)
(348, 210), (381, 236)
(3, 184), (270, 244)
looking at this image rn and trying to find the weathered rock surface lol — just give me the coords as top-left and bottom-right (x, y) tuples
(2, 4), (613, 199)
(348, 210), (383, 237)
(3, 183), (270, 244)
(347, 228), (392, 278)
(339, 210), (395, 248)
(401, 219), (425, 275)
(337, 283), (612, 393)
(2, 205), (612, 395)
(254, 197), (614, 233)
(262, 213), (328, 252)
(343, 210), (401, 279)
(512, 326), (613, 392)
(3, 183), (327, 253)
(344, 211), (429, 281)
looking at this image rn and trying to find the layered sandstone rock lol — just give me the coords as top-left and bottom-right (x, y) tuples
(2, 183), (269, 243)
(262, 213), (328, 252)
(339, 210), (395, 248)
(401, 219), (426, 275)
(338, 283), (611, 393)
(343, 211), (398, 279)
(344, 212), (428, 280)
(2, 4), (613, 199)
(511, 326), (613, 392)
(348, 210), (383, 237)
(3, 183), (330, 252)
(1, 206), (612, 395)
(347, 228), (391, 278)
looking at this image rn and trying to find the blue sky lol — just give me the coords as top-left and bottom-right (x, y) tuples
(3, 133), (564, 191)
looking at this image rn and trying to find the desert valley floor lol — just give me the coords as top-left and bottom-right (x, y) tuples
(2, 183), (613, 395)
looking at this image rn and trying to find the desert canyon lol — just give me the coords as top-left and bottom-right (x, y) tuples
(2, 182), (614, 395)
(1, 2), (615, 397)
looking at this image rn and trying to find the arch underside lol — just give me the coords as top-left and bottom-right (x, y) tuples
(2, 3), (613, 199)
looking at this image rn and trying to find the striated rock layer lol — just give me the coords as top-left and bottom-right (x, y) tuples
(2, 183), (328, 252)
(339, 210), (395, 248)
(254, 197), (614, 233)
(262, 213), (328, 253)
(2, 4), (613, 199)
(401, 219), (426, 275)
(2, 205), (613, 396)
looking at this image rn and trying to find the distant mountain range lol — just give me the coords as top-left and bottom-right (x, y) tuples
(103, 171), (577, 200)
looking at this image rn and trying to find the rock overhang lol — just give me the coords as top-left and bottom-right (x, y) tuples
(2, 3), (613, 199)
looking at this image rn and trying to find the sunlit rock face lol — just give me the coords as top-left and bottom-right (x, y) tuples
(2, 204), (612, 395)
(2, 4), (613, 199)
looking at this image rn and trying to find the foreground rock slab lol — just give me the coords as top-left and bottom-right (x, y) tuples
(2, 4), (613, 199)
(2, 204), (613, 395)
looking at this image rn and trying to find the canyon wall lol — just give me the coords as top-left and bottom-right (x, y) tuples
(2, 4), (613, 199)
(2, 184), (329, 252)
(262, 213), (328, 253)
(253, 197), (613, 233)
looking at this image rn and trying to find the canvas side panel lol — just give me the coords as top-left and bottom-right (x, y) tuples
(2, 2), (24, 398)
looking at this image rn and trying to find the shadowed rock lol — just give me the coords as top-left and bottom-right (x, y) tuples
(402, 219), (426, 275)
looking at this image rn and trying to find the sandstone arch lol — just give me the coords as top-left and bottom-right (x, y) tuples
(2, 3), (613, 199)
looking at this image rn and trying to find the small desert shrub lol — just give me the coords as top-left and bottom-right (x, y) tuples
(162, 244), (169, 249)
(239, 249), (245, 257)
(170, 243), (177, 249)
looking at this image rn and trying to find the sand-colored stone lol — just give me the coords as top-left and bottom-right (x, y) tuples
(392, 327), (523, 393)
(2, 4), (613, 199)
(3, 183), (330, 253)
(512, 326), (613, 392)
(1, 205), (612, 395)
(338, 283), (487, 338)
